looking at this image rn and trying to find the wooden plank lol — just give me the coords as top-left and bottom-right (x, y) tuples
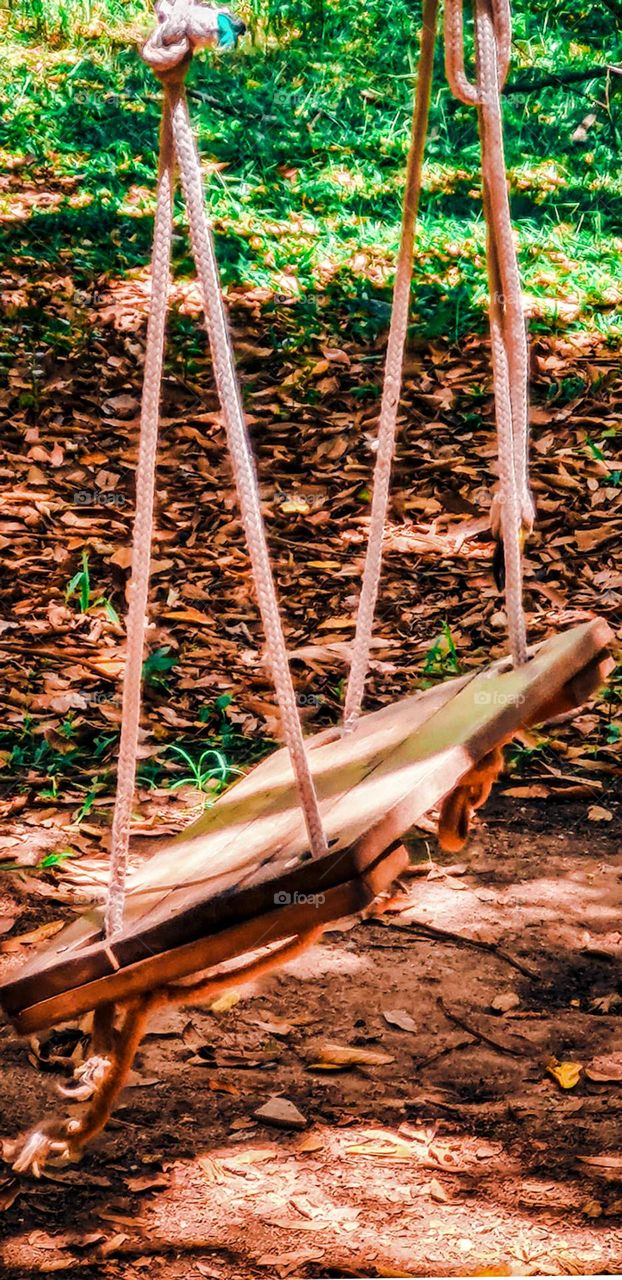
(9, 844), (409, 1034)
(0, 619), (613, 1031)
(4, 671), (472, 982)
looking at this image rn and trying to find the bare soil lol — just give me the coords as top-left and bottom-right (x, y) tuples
(1, 794), (622, 1278)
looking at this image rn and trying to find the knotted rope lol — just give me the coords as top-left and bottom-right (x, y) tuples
(105, 0), (326, 938)
(344, 0), (531, 735)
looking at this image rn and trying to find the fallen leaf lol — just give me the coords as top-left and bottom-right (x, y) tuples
(587, 805), (613, 823)
(429, 1177), (452, 1203)
(501, 784), (550, 799)
(197, 1156), (226, 1183)
(0, 1180), (19, 1211)
(308, 1042), (395, 1070)
(345, 1137), (413, 1161)
(546, 1057), (583, 1090)
(210, 991), (241, 1014)
(586, 1054), (622, 1083)
(1, 919), (65, 952)
(577, 1154), (622, 1171)
(256, 1249), (325, 1277)
(124, 1173), (169, 1192)
(254, 1097), (307, 1130)
(296, 1132), (325, 1154)
(589, 992), (622, 1014)
(382, 1008), (418, 1033)
(251, 1017), (294, 1038)
(490, 992), (521, 1014)
(97, 1210), (148, 1228)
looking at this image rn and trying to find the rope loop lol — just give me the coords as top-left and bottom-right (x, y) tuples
(142, 0), (244, 78)
(444, 0), (512, 105)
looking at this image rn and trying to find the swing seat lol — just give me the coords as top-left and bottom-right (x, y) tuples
(0, 619), (612, 1036)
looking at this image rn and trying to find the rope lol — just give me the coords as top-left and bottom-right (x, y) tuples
(444, 0), (532, 666)
(470, 0), (533, 664)
(168, 86), (328, 861)
(105, 97), (175, 938)
(343, 0), (439, 732)
(142, 0), (221, 72)
(106, 1), (327, 937)
(345, 0), (531, 726)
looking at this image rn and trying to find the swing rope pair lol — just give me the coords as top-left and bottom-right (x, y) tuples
(346, 0), (533, 730)
(105, 0), (532, 938)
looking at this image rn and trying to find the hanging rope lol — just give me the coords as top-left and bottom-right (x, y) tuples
(167, 88), (328, 861)
(106, 1), (327, 937)
(445, 0), (533, 666)
(105, 96), (175, 938)
(344, 0), (532, 730)
(343, 0), (439, 732)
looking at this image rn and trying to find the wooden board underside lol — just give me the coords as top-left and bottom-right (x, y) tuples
(0, 619), (613, 1032)
(8, 844), (408, 1033)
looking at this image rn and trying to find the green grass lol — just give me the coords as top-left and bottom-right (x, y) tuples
(0, 697), (267, 821)
(1, 0), (621, 344)
(0, 0), (620, 806)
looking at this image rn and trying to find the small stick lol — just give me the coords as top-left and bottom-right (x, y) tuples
(437, 998), (532, 1059)
(504, 65), (622, 95)
(365, 918), (538, 980)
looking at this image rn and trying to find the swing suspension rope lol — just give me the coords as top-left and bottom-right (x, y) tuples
(105, 0), (533, 938)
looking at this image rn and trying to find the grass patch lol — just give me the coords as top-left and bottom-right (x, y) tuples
(1, 0), (621, 342)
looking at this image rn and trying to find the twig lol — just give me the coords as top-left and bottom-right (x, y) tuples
(414, 1036), (474, 1070)
(366, 918), (538, 980)
(437, 999), (532, 1059)
(504, 65), (622, 96)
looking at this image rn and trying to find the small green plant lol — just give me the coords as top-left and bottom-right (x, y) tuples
(422, 623), (461, 680)
(167, 744), (242, 805)
(198, 693), (233, 723)
(142, 646), (179, 689)
(0, 847), (76, 874)
(507, 738), (550, 773)
(66, 549), (91, 613)
(65, 550), (120, 622)
(73, 773), (109, 822)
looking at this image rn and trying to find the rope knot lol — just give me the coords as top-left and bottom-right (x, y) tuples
(142, 0), (245, 78)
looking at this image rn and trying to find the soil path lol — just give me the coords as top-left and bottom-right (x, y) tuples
(1, 795), (622, 1277)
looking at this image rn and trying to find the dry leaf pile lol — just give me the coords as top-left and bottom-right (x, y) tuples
(0, 271), (620, 823)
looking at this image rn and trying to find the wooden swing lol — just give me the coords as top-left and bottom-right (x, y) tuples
(0, 0), (614, 1173)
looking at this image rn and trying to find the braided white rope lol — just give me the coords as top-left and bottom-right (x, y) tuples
(345, 0), (528, 726)
(475, 0), (531, 664)
(445, 0), (511, 103)
(105, 99), (175, 937)
(169, 87), (328, 860)
(107, 9), (328, 936)
(343, 0), (439, 731)
(142, 0), (222, 73)
(443, 0), (531, 666)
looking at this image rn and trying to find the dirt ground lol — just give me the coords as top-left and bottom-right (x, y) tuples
(1, 793), (622, 1278)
